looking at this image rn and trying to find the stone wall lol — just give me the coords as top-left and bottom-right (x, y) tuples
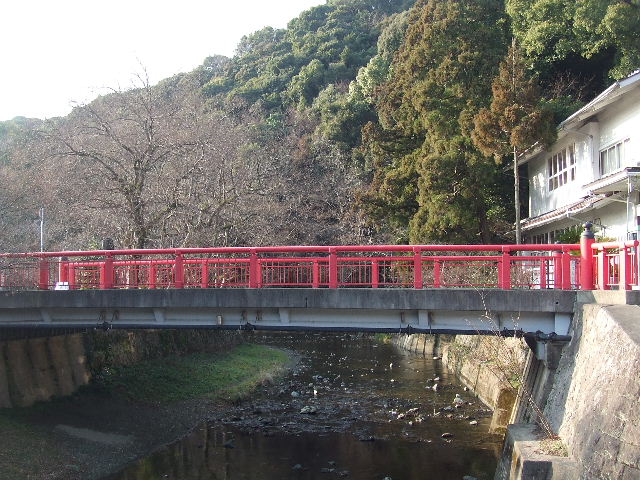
(390, 333), (453, 356)
(0, 334), (90, 408)
(0, 329), (245, 409)
(543, 304), (640, 479)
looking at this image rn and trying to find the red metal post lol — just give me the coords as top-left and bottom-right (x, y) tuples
(540, 257), (547, 289)
(201, 262), (209, 289)
(413, 248), (423, 289)
(499, 249), (511, 289)
(329, 249), (338, 288)
(561, 251), (572, 290)
(38, 259), (49, 290)
(174, 254), (184, 289)
(68, 265), (76, 290)
(256, 260), (263, 288)
(434, 260), (441, 288)
(249, 250), (258, 288)
(579, 222), (595, 290)
(553, 251), (563, 289)
(100, 255), (113, 289)
(371, 260), (379, 288)
(620, 246), (632, 290)
(149, 265), (157, 289)
(58, 257), (69, 284)
(312, 260), (320, 288)
(597, 249), (609, 290)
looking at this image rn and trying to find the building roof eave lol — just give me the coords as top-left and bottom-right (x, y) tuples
(584, 167), (640, 194)
(521, 194), (609, 232)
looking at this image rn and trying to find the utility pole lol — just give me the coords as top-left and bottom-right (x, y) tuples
(39, 207), (45, 252)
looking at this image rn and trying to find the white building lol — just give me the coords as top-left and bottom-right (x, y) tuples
(521, 70), (640, 243)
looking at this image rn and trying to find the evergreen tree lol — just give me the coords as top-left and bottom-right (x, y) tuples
(506, 0), (640, 86)
(359, 0), (510, 243)
(472, 40), (556, 244)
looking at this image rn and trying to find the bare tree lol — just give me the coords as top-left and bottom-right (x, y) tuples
(41, 73), (257, 249)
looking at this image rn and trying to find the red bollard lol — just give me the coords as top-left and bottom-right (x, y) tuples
(580, 222), (595, 290)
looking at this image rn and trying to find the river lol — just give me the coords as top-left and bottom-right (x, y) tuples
(106, 333), (502, 479)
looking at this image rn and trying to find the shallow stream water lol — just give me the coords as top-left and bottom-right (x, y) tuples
(106, 333), (502, 479)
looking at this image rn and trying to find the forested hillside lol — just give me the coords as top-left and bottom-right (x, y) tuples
(1, 0), (638, 251)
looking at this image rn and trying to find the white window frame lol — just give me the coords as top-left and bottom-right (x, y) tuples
(599, 138), (630, 176)
(547, 144), (576, 191)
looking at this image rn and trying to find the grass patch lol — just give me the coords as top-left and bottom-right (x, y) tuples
(98, 344), (289, 403)
(374, 333), (393, 343)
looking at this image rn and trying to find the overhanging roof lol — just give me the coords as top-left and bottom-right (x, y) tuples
(584, 167), (640, 194)
(521, 194), (609, 231)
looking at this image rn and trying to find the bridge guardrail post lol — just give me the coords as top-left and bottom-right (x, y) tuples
(413, 248), (423, 289)
(579, 222), (595, 290)
(249, 250), (258, 288)
(561, 249), (572, 290)
(596, 248), (609, 290)
(100, 255), (113, 289)
(329, 249), (338, 288)
(499, 248), (511, 289)
(38, 259), (49, 290)
(540, 257), (548, 289)
(433, 260), (441, 288)
(552, 249), (563, 289)
(68, 264), (76, 290)
(371, 260), (379, 288)
(58, 257), (69, 285)
(312, 260), (320, 288)
(174, 253), (184, 289)
(149, 264), (157, 289)
(620, 246), (632, 290)
(201, 262), (209, 289)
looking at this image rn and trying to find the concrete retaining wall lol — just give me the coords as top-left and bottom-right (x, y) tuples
(442, 335), (527, 433)
(390, 333), (453, 356)
(392, 333), (527, 433)
(542, 304), (640, 479)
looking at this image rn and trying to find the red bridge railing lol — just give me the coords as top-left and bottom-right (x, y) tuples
(0, 244), (583, 291)
(591, 240), (639, 290)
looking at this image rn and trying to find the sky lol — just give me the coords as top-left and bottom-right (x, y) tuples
(0, 0), (325, 122)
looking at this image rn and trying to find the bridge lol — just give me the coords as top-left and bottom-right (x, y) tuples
(0, 227), (637, 338)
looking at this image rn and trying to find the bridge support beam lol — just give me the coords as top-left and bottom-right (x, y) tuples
(0, 289), (576, 336)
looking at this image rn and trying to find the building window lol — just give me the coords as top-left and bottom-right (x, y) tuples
(600, 139), (629, 176)
(548, 144), (576, 191)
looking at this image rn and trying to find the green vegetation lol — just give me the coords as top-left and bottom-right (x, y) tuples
(0, 344), (289, 479)
(374, 333), (393, 343)
(97, 344), (289, 403)
(472, 40), (557, 244)
(359, 0), (510, 244)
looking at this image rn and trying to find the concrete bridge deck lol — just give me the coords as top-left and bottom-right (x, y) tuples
(0, 288), (575, 336)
